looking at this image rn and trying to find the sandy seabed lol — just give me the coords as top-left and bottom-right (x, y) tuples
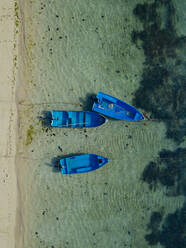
(1, 1), (185, 248)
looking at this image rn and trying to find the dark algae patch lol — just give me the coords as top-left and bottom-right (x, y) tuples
(142, 161), (160, 190)
(145, 203), (186, 248)
(142, 148), (186, 196)
(132, 1), (186, 247)
(132, 0), (186, 144)
(26, 125), (36, 146)
(142, 147), (186, 247)
(147, 212), (163, 231)
(142, 148), (186, 245)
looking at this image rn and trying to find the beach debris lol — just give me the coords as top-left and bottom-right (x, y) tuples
(143, 112), (151, 120)
(58, 146), (63, 152)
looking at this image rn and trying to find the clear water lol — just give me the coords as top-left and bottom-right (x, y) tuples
(17, 0), (186, 247)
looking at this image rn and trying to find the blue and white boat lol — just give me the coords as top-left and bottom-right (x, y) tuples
(92, 92), (145, 121)
(51, 110), (107, 128)
(60, 154), (109, 174)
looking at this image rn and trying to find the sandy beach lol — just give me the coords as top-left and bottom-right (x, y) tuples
(0, 0), (18, 247)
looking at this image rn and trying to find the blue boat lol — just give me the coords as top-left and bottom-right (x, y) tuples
(59, 154), (109, 174)
(92, 92), (145, 121)
(51, 110), (107, 128)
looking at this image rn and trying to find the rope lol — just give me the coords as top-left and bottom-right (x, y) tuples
(1, 154), (185, 161)
(14, 101), (185, 121)
(18, 101), (81, 106)
(52, 122), (89, 127)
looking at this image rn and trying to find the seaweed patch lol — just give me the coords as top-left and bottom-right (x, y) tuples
(145, 203), (186, 248)
(142, 148), (186, 196)
(26, 125), (36, 146)
(132, 1), (186, 246)
(132, 0), (186, 144)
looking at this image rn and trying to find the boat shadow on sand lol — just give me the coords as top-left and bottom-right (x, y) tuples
(38, 111), (52, 127)
(45, 153), (84, 173)
(79, 93), (120, 122)
(79, 93), (97, 111)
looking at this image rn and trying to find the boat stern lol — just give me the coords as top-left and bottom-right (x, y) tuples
(51, 110), (59, 127)
(59, 159), (68, 174)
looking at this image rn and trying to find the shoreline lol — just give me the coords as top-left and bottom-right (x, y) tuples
(14, 0), (33, 247)
(14, 0), (38, 246)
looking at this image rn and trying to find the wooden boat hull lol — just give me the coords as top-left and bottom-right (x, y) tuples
(92, 92), (144, 121)
(51, 110), (106, 128)
(60, 154), (109, 174)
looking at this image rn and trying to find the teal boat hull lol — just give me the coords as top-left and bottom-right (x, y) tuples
(51, 110), (106, 128)
(92, 92), (145, 121)
(60, 154), (109, 174)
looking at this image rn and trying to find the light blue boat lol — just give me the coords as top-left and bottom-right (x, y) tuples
(60, 154), (109, 174)
(92, 92), (145, 121)
(51, 110), (107, 128)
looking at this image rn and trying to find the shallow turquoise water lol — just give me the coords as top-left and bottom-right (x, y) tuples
(17, 0), (185, 247)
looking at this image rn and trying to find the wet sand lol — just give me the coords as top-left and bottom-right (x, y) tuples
(14, 1), (185, 248)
